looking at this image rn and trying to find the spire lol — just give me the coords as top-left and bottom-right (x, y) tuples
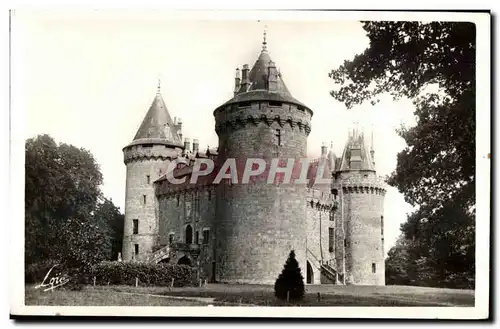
(130, 87), (183, 147)
(262, 25), (268, 52)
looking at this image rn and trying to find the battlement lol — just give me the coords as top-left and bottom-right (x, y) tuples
(214, 101), (312, 136)
(123, 144), (180, 165)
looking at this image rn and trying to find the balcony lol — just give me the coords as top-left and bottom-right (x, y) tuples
(171, 242), (201, 254)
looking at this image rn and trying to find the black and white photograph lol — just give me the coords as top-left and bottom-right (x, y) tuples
(7, 9), (490, 320)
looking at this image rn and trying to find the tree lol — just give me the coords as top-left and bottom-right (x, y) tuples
(330, 22), (475, 288)
(274, 250), (305, 302)
(94, 198), (124, 261)
(25, 134), (106, 267)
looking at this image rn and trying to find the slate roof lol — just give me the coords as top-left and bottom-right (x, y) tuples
(128, 92), (183, 148)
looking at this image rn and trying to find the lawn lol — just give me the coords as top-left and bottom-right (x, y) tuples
(26, 284), (474, 307)
(25, 285), (210, 306)
(111, 284), (474, 307)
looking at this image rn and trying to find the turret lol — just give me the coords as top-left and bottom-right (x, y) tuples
(333, 129), (386, 285)
(213, 30), (313, 284)
(122, 82), (183, 262)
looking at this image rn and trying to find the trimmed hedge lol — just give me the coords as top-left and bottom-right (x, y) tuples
(90, 261), (198, 287)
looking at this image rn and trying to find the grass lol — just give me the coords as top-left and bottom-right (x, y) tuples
(25, 285), (210, 306)
(25, 284), (475, 307)
(109, 284), (474, 307)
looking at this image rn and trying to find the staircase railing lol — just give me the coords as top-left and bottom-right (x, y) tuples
(147, 245), (170, 263)
(307, 248), (343, 285)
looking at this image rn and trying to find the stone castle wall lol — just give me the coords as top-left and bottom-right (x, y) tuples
(122, 144), (180, 261)
(334, 171), (386, 285)
(156, 185), (216, 279)
(305, 189), (335, 284)
(213, 101), (312, 284)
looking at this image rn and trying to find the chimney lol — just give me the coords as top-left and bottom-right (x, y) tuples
(183, 137), (191, 153)
(176, 118), (183, 141)
(321, 142), (328, 156)
(267, 61), (278, 91)
(241, 64), (250, 91)
(234, 68), (241, 95)
(192, 139), (199, 153)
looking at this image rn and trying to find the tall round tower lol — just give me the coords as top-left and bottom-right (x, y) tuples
(212, 34), (313, 283)
(333, 129), (386, 285)
(122, 85), (184, 261)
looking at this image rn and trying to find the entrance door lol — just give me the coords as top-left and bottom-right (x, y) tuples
(307, 261), (313, 284)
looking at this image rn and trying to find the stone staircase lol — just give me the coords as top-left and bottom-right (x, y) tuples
(307, 248), (343, 285)
(147, 245), (170, 263)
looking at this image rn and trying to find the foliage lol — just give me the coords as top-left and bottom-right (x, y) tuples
(94, 198), (124, 261)
(90, 261), (198, 287)
(274, 250), (305, 302)
(330, 22), (475, 288)
(25, 134), (124, 284)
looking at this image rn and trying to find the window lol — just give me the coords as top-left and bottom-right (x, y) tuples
(275, 129), (281, 147)
(297, 106), (305, 112)
(146, 175), (150, 184)
(143, 195), (147, 205)
(133, 219), (139, 234)
(202, 229), (210, 244)
(344, 239), (347, 247)
(169, 233), (174, 244)
(269, 101), (282, 107)
(134, 244), (139, 256)
(195, 231), (199, 244)
(372, 263), (376, 273)
(328, 228), (334, 253)
(329, 212), (334, 222)
(208, 190), (212, 201)
(185, 225), (193, 244)
(177, 195), (180, 206)
(143, 144), (153, 149)
(381, 216), (384, 235)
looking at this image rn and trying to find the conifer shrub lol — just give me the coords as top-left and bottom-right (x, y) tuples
(274, 250), (305, 302)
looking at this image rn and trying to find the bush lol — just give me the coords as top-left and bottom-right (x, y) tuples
(25, 260), (59, 284)
(89, 261), (198, 287)
(274, 250), (305, 302)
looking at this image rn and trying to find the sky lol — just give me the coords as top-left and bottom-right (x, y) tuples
(15, 10), (417, 254)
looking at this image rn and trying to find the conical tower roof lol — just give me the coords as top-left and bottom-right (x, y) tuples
(215, 31), (310, 112)
(335, 130), (376, 172)
(126, 88), (183, 148)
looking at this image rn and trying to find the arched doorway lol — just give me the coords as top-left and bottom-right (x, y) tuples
(306, 261), (314, 284)
(185, 225), (193, 244)
(178, 255), (191, 266)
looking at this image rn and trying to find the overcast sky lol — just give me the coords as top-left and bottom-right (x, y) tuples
(15, 10), (418, 254)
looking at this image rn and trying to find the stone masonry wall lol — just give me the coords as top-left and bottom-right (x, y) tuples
(157, 185), (216, 279)
(335, 171), (386, 285)
(122, 144), (180, 261)
(214, 101), (311, 284)
(306, 189), (335, 284)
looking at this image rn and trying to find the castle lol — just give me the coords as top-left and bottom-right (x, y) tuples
(121, 33), (387, 285)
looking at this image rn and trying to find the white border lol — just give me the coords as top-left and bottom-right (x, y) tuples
(8, 9), (490, 320)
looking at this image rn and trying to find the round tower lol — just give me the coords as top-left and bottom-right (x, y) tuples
(122, 85), (183, 261)
(333, 129), (386, 285)
(212, 36), (313, 284)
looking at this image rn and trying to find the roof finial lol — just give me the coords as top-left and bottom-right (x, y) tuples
(157, 78), (161, 94)
(262, 25), (268, 51)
